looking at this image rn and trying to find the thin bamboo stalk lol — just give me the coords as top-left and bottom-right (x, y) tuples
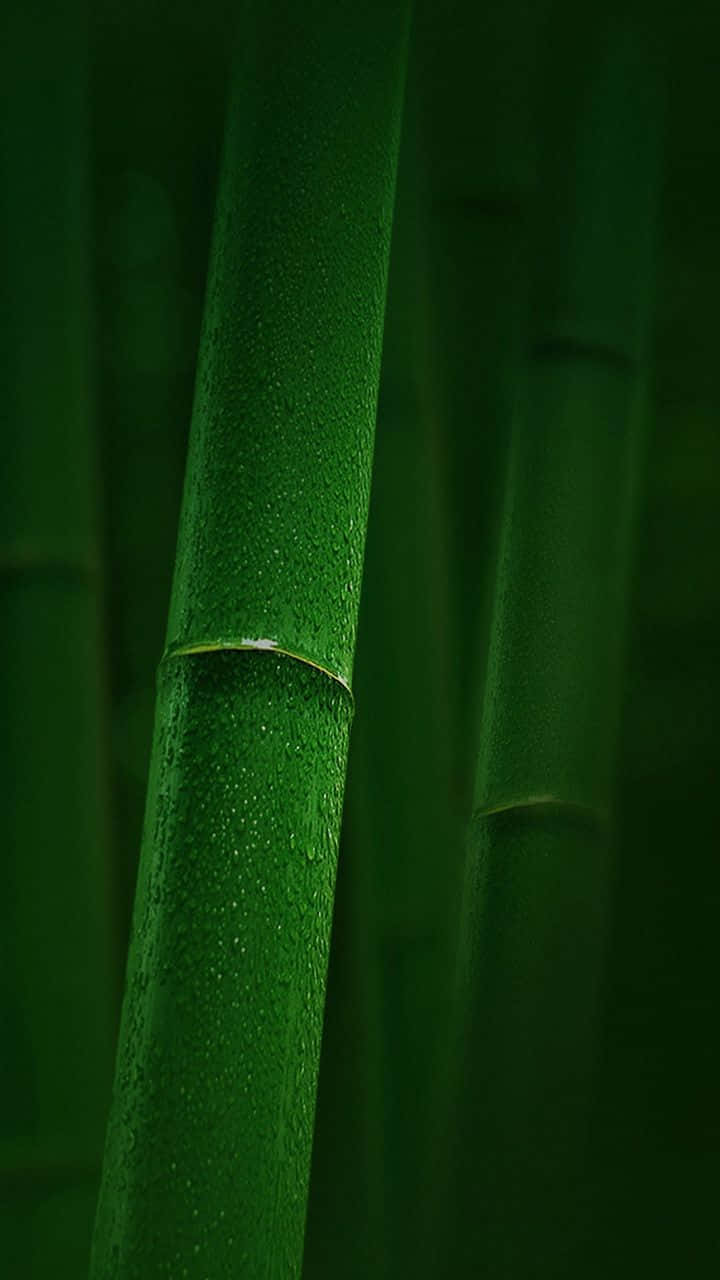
(416, 0), (540, 818)
(99, 171), (190, 965)
(442, 8), (665, 1275)
(303, 72), (457, 1279)
(415, 6), (540, 1264)
(0, 2), (115, 1276)
(588, 14), (720, 1265)
(94, 1), (231, 956)
(90, 4), (410, 1275)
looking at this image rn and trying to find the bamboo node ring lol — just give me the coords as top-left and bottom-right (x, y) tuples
(161, 636), (354, 701)
(473, 793), (609, 826)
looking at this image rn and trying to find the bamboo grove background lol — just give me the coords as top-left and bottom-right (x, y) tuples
(2, 0), (719, 1276)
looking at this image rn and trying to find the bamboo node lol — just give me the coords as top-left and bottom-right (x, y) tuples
(473, 793), (610, 826)
(161, 636), (354, 701)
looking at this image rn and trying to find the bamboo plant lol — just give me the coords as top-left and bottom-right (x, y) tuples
(437, 7), (665, 1275)
(414, 4), (541, 1264)
(0, 3), (115, 1276)
(303, 74), (457, 1279)
(416, 0), (540, 817)
(99, 170), (192, 960)
(589, 12), (720, 1267)
(90, 3), (410, 1275)
(94, 0), (231, 952)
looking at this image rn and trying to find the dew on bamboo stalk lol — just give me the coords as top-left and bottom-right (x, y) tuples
(93, 1), (409, 1271)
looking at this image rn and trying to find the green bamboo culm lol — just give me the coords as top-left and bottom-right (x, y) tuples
(99, 169), (192, 968)
(417, 0), (540, 817)
(588, 11), (720, 1269)
(303, 74), (457, 1280)
(0, 2), (115, 1276)
(95, 0), (232, 956)
(90, 3), (411, 1276)
(440, 7), (665, 1276)
(342, 111), (456, 1280)
(415, 4), (540, 1263)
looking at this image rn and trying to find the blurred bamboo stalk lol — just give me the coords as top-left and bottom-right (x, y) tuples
(0, 3), (116, 1276)
(94, 0), (232, 959)
(417, 0), (540, 821)
(90, 3), (410, 1275)
(98, 170), (191, 963)
(588, 8), (720, 1267)
(440, 7), (665, 1275)
(303, 69), (457, 1279)
(415, 3), (539, 1264)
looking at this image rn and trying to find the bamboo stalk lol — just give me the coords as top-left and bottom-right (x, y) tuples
(0, 3), (115, 1276)
(441, 8), (665, 1274)
(90, 4), (410, 1275)
(589, 14), (720, 1265)
(414, 6), (540, 1264)
(303, 72), (457, 1279)
(416, 0), (540, 817)
(98, 170), (190, 966)
(94, 1), (232, 957)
